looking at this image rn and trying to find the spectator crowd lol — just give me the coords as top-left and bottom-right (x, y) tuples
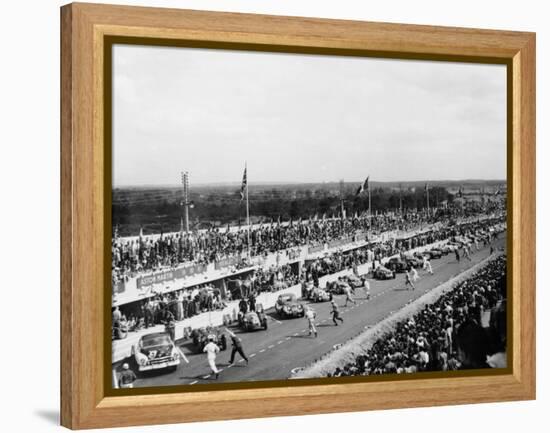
(329, 254), (507, 377)
(112, 209), (504, 287)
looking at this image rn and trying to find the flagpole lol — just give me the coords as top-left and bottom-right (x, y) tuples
(426, 184), (430, 216)
(368, 180), (372, 234)
(245, 162), (251, 260)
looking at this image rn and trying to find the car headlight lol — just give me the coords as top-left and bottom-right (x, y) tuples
(172, 349), (179, 360)
(139, 357), (148, 366)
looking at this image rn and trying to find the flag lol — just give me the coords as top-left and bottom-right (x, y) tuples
(355, 176), (370, 196)
(424, 183), (429, 192)
(240, 164), (247, 201)
(457, 187), (463, 198)
(139, 226), (143, 239)
(494, 187), (501, 196)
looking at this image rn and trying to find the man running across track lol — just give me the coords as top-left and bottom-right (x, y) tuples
(343, 283), (357, 307)
(305, 306), (318, 337)
(423, 257), (434, 275)
(331, 300), (344, 326)
(225, 328), (249, 365)
(405, 270), (416, 291)
(411, 266), (420, 283)
(203, 336), (221, 379)
(360, 276), (371, 300)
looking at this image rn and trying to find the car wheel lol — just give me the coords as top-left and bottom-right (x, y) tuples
(262, 319), (268, 330)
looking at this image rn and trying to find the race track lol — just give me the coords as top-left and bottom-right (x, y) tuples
(123, 234), (506, 388)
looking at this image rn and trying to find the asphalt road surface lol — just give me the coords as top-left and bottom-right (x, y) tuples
(125, 234), (506, 388)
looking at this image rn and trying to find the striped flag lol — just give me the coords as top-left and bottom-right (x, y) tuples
(355, 176), (370, 196)
(240, 165), (247, 201)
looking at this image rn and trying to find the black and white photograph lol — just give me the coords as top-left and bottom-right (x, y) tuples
(110, 45), (508, 390)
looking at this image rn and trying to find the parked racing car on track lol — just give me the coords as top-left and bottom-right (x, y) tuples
(309, 287), (333, 302)
(239, 305), (268, 331)
(342, 274), (364, 289)
(404, 254), (423, 269)
(373, 265), (396, 280)
(326, 279), (352, 295)
(426, 248), (444, 259)
(131, 332), (181, 373)
(386, 257), (408, 273)
(275, 293), (305, 318)
(191, 326), (227, 352)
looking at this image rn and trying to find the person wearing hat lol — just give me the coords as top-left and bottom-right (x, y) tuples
(118, 363), (137, 388)
(330, 300), (344, 326)
(203, 336), (221, 379)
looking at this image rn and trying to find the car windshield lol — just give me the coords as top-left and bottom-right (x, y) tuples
(142, 335), (171, 347)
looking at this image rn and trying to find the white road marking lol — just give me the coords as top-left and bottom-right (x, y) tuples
(268, 345), (275, 349)
(190, 380), (198, 385)
(249, 353), (256, 358)
(285, 337), (291, 340)
(277, 340), (284, 345)
(202, 375), (210, 379)
(293, 333), (299, 336)
(259, 349), (266, 353)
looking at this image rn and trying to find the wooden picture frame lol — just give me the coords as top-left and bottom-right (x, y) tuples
(60, 2), (535, 429)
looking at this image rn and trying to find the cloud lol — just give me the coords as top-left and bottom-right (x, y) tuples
(112, 45), (506, 186)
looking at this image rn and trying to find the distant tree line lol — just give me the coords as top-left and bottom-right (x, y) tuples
(113, 186), (454, 237)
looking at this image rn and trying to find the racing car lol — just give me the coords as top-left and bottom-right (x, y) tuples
(440, 243), (458, 254)
(326, 279), (352, 295)
(404, 254), (424, 269)
(275, 293), (305, 318)
(386, 257), (409, 273)
(239, 305), (268, 331)
(342, 274), (364, 289)
(426, 248), (444, 259)
(373, 265), (396, 280)
(131, 332), (181, 373)
(190, 326), (227, 352)
(309, 286), (333, 302)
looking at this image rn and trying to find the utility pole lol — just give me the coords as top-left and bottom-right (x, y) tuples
(181, 171), (190, 233)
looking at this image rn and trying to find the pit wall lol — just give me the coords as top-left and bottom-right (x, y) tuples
(290, 253), (499, 379)
(112, 283), (302, 362)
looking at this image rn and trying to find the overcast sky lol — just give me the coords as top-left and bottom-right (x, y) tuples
(112, 44), (506, 187)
